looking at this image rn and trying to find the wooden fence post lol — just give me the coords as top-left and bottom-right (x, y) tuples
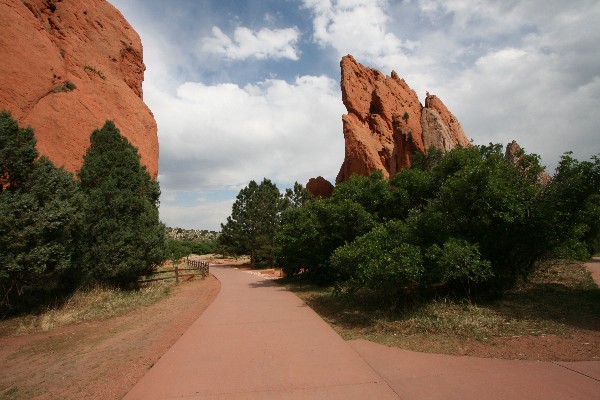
(175, 264), (179, 283)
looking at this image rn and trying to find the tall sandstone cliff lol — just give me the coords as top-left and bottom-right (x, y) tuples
(0, 0), (158, 178)
(336, 55), (470, 183)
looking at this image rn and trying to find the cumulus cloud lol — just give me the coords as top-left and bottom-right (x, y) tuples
(302, 0), (424, 74)
(159, 194), (235, 231)
(300, 0), (439, 101)
(421, 0), (600, 171)
(150, 75), (344, 188)
(446, 48), (600, 172)
(301, 0), (599, 172)
(202, 26), (301, 60)
(147, 75), (345, 229)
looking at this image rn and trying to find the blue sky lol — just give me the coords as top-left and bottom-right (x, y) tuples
(109, 0), (600, 231)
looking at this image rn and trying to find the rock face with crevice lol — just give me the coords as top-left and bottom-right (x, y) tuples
(336, 55), (470, 183)
(0, 0), (158, 177)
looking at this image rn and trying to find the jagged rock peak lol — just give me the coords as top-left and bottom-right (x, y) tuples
(505, 140), (523, 165)
(336, 55), (470, 183)
(0, 0), (158, 178)
(505, 140), (551, 185)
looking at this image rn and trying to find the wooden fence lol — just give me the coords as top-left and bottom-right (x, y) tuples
(140, 259), (210, 283)
(185, 259), (210, 280)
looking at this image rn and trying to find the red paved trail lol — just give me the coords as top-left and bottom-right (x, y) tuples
(125, 265), (600, 400)
(585, 257), (600, 286)
(125, 265), (398, 399)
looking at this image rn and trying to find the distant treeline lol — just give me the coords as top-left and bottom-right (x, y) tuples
(165, 227), (219, 242)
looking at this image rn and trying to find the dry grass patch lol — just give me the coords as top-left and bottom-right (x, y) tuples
(284, 260), (600, 359)
(0, 281), (173, 336)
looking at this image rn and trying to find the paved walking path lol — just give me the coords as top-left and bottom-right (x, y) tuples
(350, 340), (600, 400)
(125, 265), (600, 400)
(585, 257), (600, 286)
(125, 265), (399, 399)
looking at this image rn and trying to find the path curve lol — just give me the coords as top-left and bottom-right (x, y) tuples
(125, 265), (399, 399)
(125, 265), (600, 400)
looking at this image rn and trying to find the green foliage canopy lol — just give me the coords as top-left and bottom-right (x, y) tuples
(219, 179), (308, 267)
(0, 111), (37, 191)
(331, 220), (423, 296)
(276, 143), (599, 301)
(166, 239), (192, 263)
(275, 198), (376, 283)
(541, 152), (600, 258)
(78, 121), (167, 286)
(0, 112), (83, 309)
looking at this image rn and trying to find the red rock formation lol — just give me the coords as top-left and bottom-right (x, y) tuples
(422, 93), (471, 152)
(336, 55), (470, 183)
(505, 140), (523, 165)
(306, 176), (334, 199)
(505, 140), (551, 185)
(0, 0), (158, 178)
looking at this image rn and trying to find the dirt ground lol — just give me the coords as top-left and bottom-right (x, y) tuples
(0, 274), (220, 400)
(459, 332), (600, 361)
(374, 330), (600, 362)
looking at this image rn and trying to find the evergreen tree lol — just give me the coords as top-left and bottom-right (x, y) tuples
(0, 112), (83, 310)
(0, 111), (37, 192)
(283, 182), (312, 208)
(78, 121), (166, 286)
(219, 178), (288, 267)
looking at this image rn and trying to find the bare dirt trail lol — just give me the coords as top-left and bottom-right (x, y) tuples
(0, 275), (220, 400)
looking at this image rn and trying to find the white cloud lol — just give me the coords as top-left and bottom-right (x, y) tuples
(300, 0), (441, 102)
(159, 192), (235, 231)
(147, 74), (345, 228)
(445, 45), (600, 172)
(302, 0), (424, 74)
(428, 0), (600, 172)
(202, 26), (301, 60)
(149, 74), (344, 185)
(301, 0), (599, 172)
(109, 0), (600, 230)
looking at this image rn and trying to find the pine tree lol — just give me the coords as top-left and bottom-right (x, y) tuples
(78, 121), (167, 286)
(0, 112), (83, 310)
(0, 111), (37, 192)
(219, 178), (287, 267)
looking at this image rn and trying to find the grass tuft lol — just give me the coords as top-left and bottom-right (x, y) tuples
(84, 65), (106, 80)
(51, 81), (76, 93)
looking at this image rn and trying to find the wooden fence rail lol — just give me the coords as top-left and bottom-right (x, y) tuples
(139, 259), (210, 283)
(185, 259), (210, 280)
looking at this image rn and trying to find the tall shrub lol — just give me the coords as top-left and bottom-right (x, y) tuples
(78, 121), (166, 286)
(275, 198), (376, 282)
